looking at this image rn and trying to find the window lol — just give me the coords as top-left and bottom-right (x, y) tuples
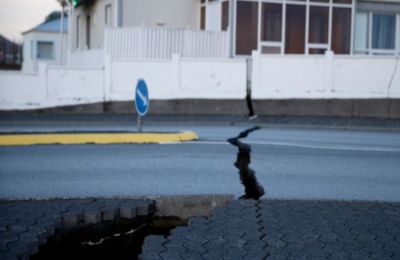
(233, 0), (354, 56)
(200, 6), (206, 30)
(354, 11), (398, 55)
(372, 14), (396, 50)
(36, 41), (54, 60)
(221, 1), (229, 31)
(86, 15), (91, 49)
(105, 4), (112, 26)
(332, 8), (351, 54)
(260, 3), (282, 54)
(236, 1), (258, 55)
(76, 15), (81, 48)
(354, 12), (369, 54)
(285, 5), (306, 54)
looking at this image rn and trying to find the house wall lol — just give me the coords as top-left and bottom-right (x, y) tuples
(121, 0), (199, 29)
(74, 0), (114, 50)
(22, 32), (68, 72)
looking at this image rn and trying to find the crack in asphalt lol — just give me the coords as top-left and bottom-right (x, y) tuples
(227, 126), (265, 200)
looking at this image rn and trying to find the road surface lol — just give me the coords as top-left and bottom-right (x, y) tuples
(1, 123), (399, 201)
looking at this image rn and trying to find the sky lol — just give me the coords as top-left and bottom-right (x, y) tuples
(0, 0), (61, 43)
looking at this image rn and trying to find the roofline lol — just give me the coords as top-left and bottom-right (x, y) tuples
(22, 29), (68, 35)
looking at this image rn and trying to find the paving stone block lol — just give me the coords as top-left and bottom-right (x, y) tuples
(101, 207), (118, 222)
(83, 211), (101, 225)
(61, 213), (80, 227)
(119, 205), (137, 219)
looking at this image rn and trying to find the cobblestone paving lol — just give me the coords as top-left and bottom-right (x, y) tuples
(140, 199), (400, 260)
(0, 198), (155, 260)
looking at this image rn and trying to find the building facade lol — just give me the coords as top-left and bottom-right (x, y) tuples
(22, 12), (68, 71)
(71, 0), (400, 57)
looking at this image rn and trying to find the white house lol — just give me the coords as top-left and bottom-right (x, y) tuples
(70, 0), (400, 57)
(22, 12), (68, 72)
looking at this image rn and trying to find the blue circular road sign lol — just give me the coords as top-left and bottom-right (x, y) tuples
(135, 79), (149, 116)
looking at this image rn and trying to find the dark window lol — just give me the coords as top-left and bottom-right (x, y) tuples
(76, 15), (80, 48)
(372, 14), (396, 49)
(86, 16), (91, 49)
(221, 1), (229, 31)
(200, 6), (206, 30)
(261, 3), (282, 42)
(333, 0), (352, 3)
(332, 8), (351, 54)
(309, 6), (329, 44)
(236, 1), (258, 55)
(285, 5), (306, 54)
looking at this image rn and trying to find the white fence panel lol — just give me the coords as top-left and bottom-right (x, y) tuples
(107, 56), (246, 101)
(0, 69), (46, 110)
(105, 27), (229, 60)
(47, 67), (104, 106)
(252, 51), (400, 99)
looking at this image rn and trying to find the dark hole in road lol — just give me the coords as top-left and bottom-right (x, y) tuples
(228, 126), (265, 200)
(31, 217), (185, 260)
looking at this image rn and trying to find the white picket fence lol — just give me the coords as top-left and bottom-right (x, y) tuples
(105, 26), (229, 60)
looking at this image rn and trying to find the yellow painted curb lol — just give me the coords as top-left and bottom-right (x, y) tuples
(0, 131), (198, 146)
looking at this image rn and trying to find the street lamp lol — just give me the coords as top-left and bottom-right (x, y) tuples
(56, 0), (74, 65)
(56, 0), (67, 65)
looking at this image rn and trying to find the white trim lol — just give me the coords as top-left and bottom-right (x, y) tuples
(260, 41), (282, 47)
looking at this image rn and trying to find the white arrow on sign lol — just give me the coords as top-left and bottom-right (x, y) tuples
(137, 89), (148, 106)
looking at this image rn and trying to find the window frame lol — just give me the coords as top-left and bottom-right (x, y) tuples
(234, 0), (354, 56)
(36, 41), (55, 60)
(354, 10), (400, 56)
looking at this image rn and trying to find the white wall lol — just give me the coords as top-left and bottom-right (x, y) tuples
(0, 56), (246, 110)
(22, 31), (68, 72)
(107, 55), (247, 101)
(0, 64), (104, 110)
(252, 51), (400, 99)
(122, 0), (199, 29)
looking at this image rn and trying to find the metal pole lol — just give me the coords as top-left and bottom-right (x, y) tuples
(137, 115), (142, 132)
(59, 3), (65, 65)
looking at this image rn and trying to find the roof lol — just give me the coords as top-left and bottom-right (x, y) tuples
(23, 13), (68, 35)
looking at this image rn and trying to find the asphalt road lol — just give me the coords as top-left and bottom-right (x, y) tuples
(1, 123), (400, 201)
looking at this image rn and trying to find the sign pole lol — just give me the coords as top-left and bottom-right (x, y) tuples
(137, 115), (142, 132)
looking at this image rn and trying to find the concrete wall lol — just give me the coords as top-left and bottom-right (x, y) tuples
(121, 0), (199, 29)
(22, 31), (68, 72)
(252, 51), (400, 99)
(107, 55), (247, 101)
(0, 64), (104, 110)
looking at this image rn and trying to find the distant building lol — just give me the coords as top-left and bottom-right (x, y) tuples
(22, 11), (68, 71)
(0, 34), (22, 70)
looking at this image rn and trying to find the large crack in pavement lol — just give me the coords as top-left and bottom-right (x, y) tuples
(227, 126), (265, 200)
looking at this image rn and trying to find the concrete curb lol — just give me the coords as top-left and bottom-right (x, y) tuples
(0, 131), (198, 146)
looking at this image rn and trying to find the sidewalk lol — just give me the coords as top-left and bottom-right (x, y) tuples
(1, 198), (399, 259)
(140, 199), (400, 260)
